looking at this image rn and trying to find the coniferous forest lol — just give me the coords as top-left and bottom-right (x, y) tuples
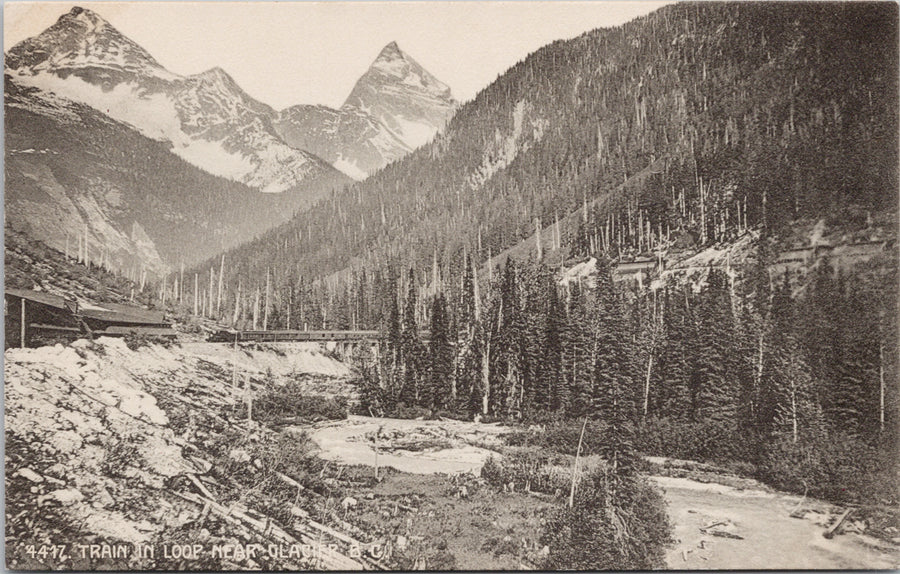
(176, 0), (897, 544)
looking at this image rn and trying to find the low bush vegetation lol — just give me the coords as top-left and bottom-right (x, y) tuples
(634, 416), (751, 463)
(481, 450), (572, 495)
(759, 434), (899, 506)
(240, 381), (348, 424)
(503, 420), (609, 456)
(541, 468), (674, 570)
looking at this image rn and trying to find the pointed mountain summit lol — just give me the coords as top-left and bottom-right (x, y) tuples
(6, 6), (170, 78)
(358, 40), (451, 99)
(275, 41), (457, 178)
(4, 5), (347, 275)
(342, 41), (456, 150)
(377, 41), (403, 58)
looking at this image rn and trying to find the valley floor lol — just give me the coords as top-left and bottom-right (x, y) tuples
(302, 415), (900, 570)
(4, 338), (897, 570)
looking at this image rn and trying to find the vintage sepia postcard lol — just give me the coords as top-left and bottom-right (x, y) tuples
(3, 1), (898, 570)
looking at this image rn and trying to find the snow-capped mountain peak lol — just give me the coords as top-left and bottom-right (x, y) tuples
(274, 41), (457, 178)
(373, 41), (404, 65)
(5, 6), (342, 195)
(337, 41), (457, 154)
(195, 66), (234, 84)
(365, 41), (452, 99)
(6, 6), (168, 78)
(66, 6), (107, 32)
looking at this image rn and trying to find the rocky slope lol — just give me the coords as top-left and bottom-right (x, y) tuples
(275, 42), (457, 178)
(4, 337), (360, 570)
(4, 76), (347, 274)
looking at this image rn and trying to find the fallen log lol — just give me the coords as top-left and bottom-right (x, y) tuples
(186, 473), (215, 500)
(699, 520), (744, 539)
(188, 455), (213, 474)
(299, 512), (361, 547)
(823, 508), (853, 539)
(289, 518), (384, 570)
(275, 471), (307, 491)
(173, 490), (362, 570)
(288, 506), (392, 570)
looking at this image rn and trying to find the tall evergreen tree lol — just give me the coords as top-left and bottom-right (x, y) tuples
(427, 292), (454, 411)
(498, 258), (527, 419)
(690, 266), (740, 424)
(399, 268), (424, 406)
(544, 277), (567, 414)
(657, 286), (692, 421)
(454, 252), (481, 414)
(765, 273), (821, 443)
(591, 257), (638, 476)
(563, 280), (593, 419)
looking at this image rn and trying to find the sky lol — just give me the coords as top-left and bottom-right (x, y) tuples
(4, 1), (670, 110)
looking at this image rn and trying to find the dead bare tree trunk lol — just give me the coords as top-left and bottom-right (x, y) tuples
(791, 383), (798, 444)
(208, 267), (215, 319)
(217, 254), (225, 317)
(643, 355), (653, 418)
(253, 285), (260, 331)
(568, 418), (588, 508)
(233, 279), (242, 327)
(263, 268), (271, 331)
(482, 336), (491, 416)
(880, 342), (885, 432)
(244, 373), (253, 423)
(193, 273), (199, 316)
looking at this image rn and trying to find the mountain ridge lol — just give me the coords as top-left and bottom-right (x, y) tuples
(4, 74), (349, 275)
(5, 6), (342, 193)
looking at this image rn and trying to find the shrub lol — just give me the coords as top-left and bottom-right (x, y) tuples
(430, 409), (468, 421)
(503, 419), (609, 456)
(101, 435), (145, 477)
(759, 433), (899, 506)
(245, 382), (348, 424)
(391, 403), (432, 420)
(633, 416), (751, 463)
(481, 449), (571, 494)
(541, 469), (674, 570)
(123, 331), (176, 351)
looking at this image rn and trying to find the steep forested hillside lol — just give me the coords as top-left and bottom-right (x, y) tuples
(202, 2), (896, 296)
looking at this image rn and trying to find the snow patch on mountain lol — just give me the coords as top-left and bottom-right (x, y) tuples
(273, 41), (454, 178)
(390, 115), (437, 150)
(174, 139), (256, 182)
(467, 100), (546, 189)
(10, 72), (184, 143)
(333, 156), (369, 181)
(5, 7), (339, 193)
(337, 41), (457, 164)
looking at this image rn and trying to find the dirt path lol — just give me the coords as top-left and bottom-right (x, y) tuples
(655, 476), (899, 569)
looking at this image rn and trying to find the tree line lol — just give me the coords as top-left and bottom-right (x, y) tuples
(353, 244), (897, 505)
